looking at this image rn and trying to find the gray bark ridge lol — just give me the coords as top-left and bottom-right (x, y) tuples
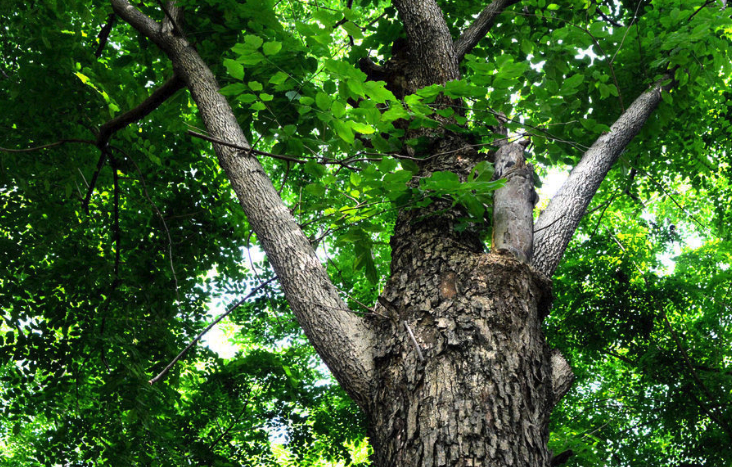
(110, 0), (375, 408)
(532, 77), (673, 277)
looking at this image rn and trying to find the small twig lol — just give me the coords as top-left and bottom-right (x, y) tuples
(403, 321), (424, 361)
(610, 0), (643, 65)
(208, 386), (254, 451)
(0, 139), (96, 153)
(689, 0), (716, 21)
(109, 151), (122, 281)
(114, 146), (180, 302)
(148, 277), (278, 385)
(187, 130), (308, 163)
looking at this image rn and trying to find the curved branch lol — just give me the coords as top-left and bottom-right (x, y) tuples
(110, 0), (165, 47)
(532, 76), (673, 277)
(148, 278), (277, 385)
(453, 0), (521, 62)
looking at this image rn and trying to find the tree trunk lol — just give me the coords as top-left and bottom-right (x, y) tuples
(365, 136), (559, 466)
(369, 217), (556, 467)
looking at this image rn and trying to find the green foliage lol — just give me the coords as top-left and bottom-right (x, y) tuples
(1, 0), (731, 465)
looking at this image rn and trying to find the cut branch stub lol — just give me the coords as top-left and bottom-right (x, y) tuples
(491, 141), (537, 263)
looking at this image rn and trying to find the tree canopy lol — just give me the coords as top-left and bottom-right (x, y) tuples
(1, 0), (731, 465)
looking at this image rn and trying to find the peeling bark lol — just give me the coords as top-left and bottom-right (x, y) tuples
(370, 247), (557, 466)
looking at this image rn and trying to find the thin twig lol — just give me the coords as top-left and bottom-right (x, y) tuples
(148, 277), (278, 385)
(0, 139), (96, 153)
(113, 146), (180, 302)
(403, 321), (424, 361)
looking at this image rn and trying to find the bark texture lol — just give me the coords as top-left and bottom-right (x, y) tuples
(532, 78), (671, 277)
(392, 0), (460, 88)
(111, 0), (375, 408)
(369, 202), (557, 466)
(362, 133), (567, 466)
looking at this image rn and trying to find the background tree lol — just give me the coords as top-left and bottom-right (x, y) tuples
(1, 0), (731, 466)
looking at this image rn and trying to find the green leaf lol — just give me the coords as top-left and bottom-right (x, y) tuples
(244, 34), (264, 49)
(248, 81), (263, 91)
(269, 71), (290, 85)
(421, 171), (461, 191)
(349, 121), (375, 134)
(223, 59), (244, 80)
(219, 83), (248, 96)
(304, 160), (326, 177)
(236, 93), (257, 103)
(332, 119), (354, 144)
(315, 92), (331, 111)
(262, 41), (282, 56)
(331, 100), (346, 118)
(341, 22), (363, 40)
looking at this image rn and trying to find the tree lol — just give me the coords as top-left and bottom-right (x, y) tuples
(1, 0), (731, 465)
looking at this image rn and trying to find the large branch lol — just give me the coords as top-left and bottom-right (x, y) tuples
(532, 77), (672, 277)
(391, 0), (460, 87)
(110, 0), (375, 408)
(453, 0), (521, 62)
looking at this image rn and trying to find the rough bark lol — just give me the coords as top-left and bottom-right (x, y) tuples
(362, 133), (571, 466)
(110, 0), (375, 408)
(532, 77), (672, 277)
(492, 141), (537, 263)
(370, 200), (557, 465)
(453, 0), (521, 62)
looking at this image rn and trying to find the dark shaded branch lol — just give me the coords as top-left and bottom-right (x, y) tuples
(109, 152), (121, 281)
(657, 299), (732, 442)
(83, 75), (185, 213)
(148, 277), (278, 385)
(611, 235), (732, 442)
(187, 130), (308, 163)
(209, 386), (254, 451)
(113, 146), (179, 301)
(187, 130), (377, 168)
(453, 0), (521, 62)
(689, 0), (717, 22)
(550, 449), (574, 466)
(95, 13), (117, 58)
(532, 76), (673, 277)
(96, 75), (185, 148)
